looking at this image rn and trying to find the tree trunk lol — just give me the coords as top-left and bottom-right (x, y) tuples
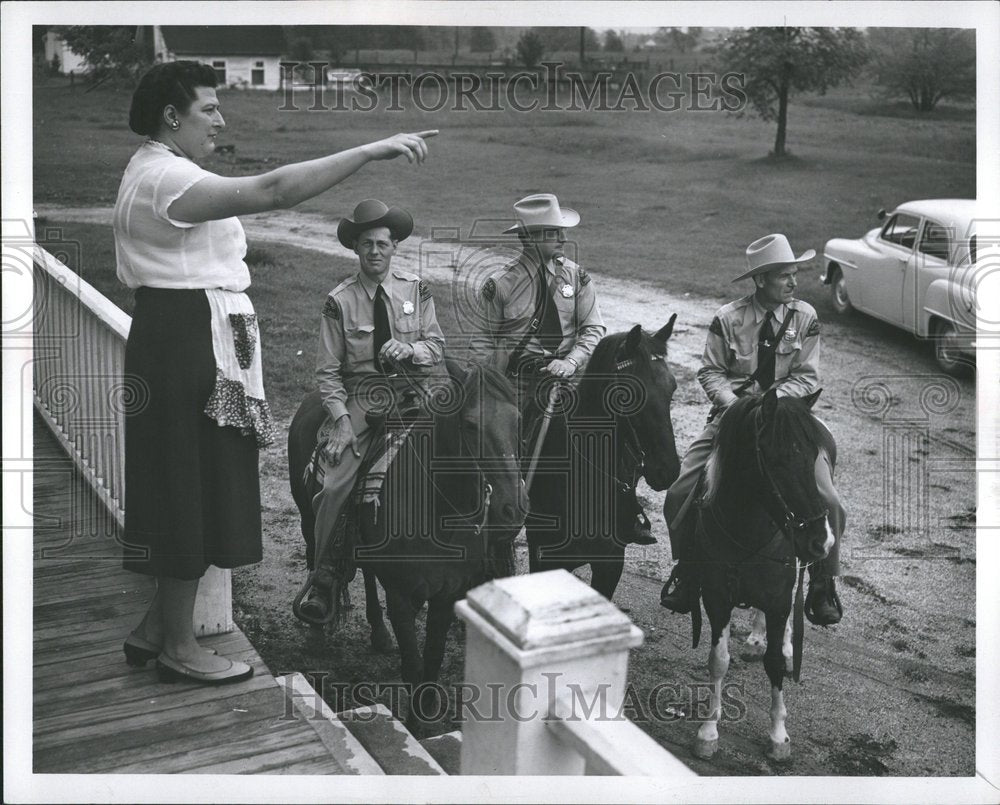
(579, 26), (586, 66)
(773, 81), (789, 157)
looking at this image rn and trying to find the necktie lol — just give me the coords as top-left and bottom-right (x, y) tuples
(536, 265), (564, 354)
(373, 285), (391, 373)
(756, 310), (777, 391)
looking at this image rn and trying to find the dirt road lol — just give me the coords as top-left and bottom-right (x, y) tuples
(39, 206), (977, 776)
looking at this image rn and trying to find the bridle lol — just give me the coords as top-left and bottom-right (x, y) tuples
(751, 407), (828, 543)
(608, 348), (668, 492)
(701, 404), (827, 566)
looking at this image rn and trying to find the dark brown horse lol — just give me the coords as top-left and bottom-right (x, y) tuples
(682, 389), (835, 763)
(288, 363), (527, 726)
(526, 319), (681, 601)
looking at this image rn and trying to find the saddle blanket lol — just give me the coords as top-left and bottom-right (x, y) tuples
(304, 422), (415, 505)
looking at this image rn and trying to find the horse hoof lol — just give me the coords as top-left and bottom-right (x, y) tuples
(370, 629), (394, 654)
(766, 739), (791, 763)
(692, 738), (718, 760)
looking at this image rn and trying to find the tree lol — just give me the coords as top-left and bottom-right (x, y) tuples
(516, 30), (545, 68)
(714, 27), (868, 157)
(869, 28), (975, 112)
(54, 25), (150, 84)
(603, 29), (625, 52)
(288, 37), (314, 62)
(470, 27), (496, 53)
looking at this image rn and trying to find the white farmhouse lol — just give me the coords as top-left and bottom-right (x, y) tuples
(43, 30), (90, 74)
(153, 26), (286, 90)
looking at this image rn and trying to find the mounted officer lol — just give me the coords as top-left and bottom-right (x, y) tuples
(310, 199), (446, 574)
(468, 193), (655, 546)
(660, 234), (845, 624)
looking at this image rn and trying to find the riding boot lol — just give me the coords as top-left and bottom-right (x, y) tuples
(299, 565), (334, 621)
(805, 566), (843, 626)
(660, 557), (699, 614)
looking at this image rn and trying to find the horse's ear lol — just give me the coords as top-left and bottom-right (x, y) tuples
(761, 387), (779, 426)
(803, 388), (822, 409)
(654, 314), (677, 344)
(625, 324), (643, 353)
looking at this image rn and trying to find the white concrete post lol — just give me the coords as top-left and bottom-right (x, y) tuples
(455, 569), (643, 775)
(193, 567), (234, 635)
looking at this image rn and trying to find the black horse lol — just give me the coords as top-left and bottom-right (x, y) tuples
(683, 389), (835, 763)
(288, 363), (527, 725)
(526, 319), (681, 601)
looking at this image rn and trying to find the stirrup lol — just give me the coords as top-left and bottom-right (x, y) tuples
(660, 565), (696, 614)
(805, 578), (843, 626)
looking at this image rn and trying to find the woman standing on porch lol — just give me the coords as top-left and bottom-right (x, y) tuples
(115, 60), (435, 684)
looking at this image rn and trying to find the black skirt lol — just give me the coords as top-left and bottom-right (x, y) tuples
(121, 287), (262, 580)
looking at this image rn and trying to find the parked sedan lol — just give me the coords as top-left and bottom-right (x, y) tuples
(821, 199), (977, 374)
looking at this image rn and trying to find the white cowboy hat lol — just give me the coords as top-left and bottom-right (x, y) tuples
(501, 193), (581, 234)
(732, 233), (816, 282)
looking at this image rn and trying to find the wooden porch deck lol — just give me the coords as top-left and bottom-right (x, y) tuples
(31, 416), (348, 775)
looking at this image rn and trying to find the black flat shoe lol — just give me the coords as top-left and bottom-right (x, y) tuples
(124, 634), (217, 667)
(156, 654), (254, 685)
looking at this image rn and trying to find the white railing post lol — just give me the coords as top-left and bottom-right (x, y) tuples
(454, 569), (643, 775)
(32, 245), (232, 634)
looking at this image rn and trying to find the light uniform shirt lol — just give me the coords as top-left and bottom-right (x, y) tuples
(468, 254), (606, 373)
(698, 293), (821, 408)
(113, 140), (250, 290)
(317, 268), (446, 421)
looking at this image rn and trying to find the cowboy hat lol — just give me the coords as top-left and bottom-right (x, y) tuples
(337, 199), (413, 249)
(501, 193), (581, 235)
(732, 233), (816, 282)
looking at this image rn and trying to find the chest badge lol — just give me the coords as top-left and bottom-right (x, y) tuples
(402, 300), (415, 315)
(560, 284), (574, 298)
(783, 327), (796, 341)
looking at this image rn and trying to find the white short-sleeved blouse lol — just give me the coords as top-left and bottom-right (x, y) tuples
(113, 141), (250, 291)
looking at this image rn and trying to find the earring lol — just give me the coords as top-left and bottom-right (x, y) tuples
(170, 121), (180, 130)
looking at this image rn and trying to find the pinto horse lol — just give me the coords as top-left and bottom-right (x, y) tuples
(288, 363), (527, 726)
(685, 389), (835, 763)
(526, 320), (680, 601)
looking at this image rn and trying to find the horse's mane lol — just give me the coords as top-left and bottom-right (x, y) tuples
(429, 359), (518, 456)
(703, 393), (831, 503)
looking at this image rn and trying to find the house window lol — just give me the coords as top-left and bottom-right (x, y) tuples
(212, 60), (226, 84)
(252, 60), (265, 86)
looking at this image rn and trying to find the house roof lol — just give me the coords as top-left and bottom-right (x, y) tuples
(160, 26), (286, 56)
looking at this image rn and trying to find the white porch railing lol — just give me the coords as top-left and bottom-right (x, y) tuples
(455, 569), (697, 777)
(32, 245), (232, 635)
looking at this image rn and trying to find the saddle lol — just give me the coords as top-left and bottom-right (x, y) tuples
(293, 397), (425, 626)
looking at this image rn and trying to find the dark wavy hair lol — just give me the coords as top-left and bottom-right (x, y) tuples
(128, 61), (218, 137)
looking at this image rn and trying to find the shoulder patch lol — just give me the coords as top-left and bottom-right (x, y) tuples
(418, 280), (432, 301)
(709, 316), (724, 337)
(579, 268), (591, 287)
(481, 278), (496, 303)
(323, 296), (341, 321)
(806, 319), (821, 337)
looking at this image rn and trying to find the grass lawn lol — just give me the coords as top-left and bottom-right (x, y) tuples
(33, 75), (975, 321)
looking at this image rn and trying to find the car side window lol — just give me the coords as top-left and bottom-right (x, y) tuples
(880, 213), (921, 250)
(917, 221), (951, 261)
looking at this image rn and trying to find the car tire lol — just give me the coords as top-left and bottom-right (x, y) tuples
(933, 320), (969, 376)
(830, 267), (853, 315)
